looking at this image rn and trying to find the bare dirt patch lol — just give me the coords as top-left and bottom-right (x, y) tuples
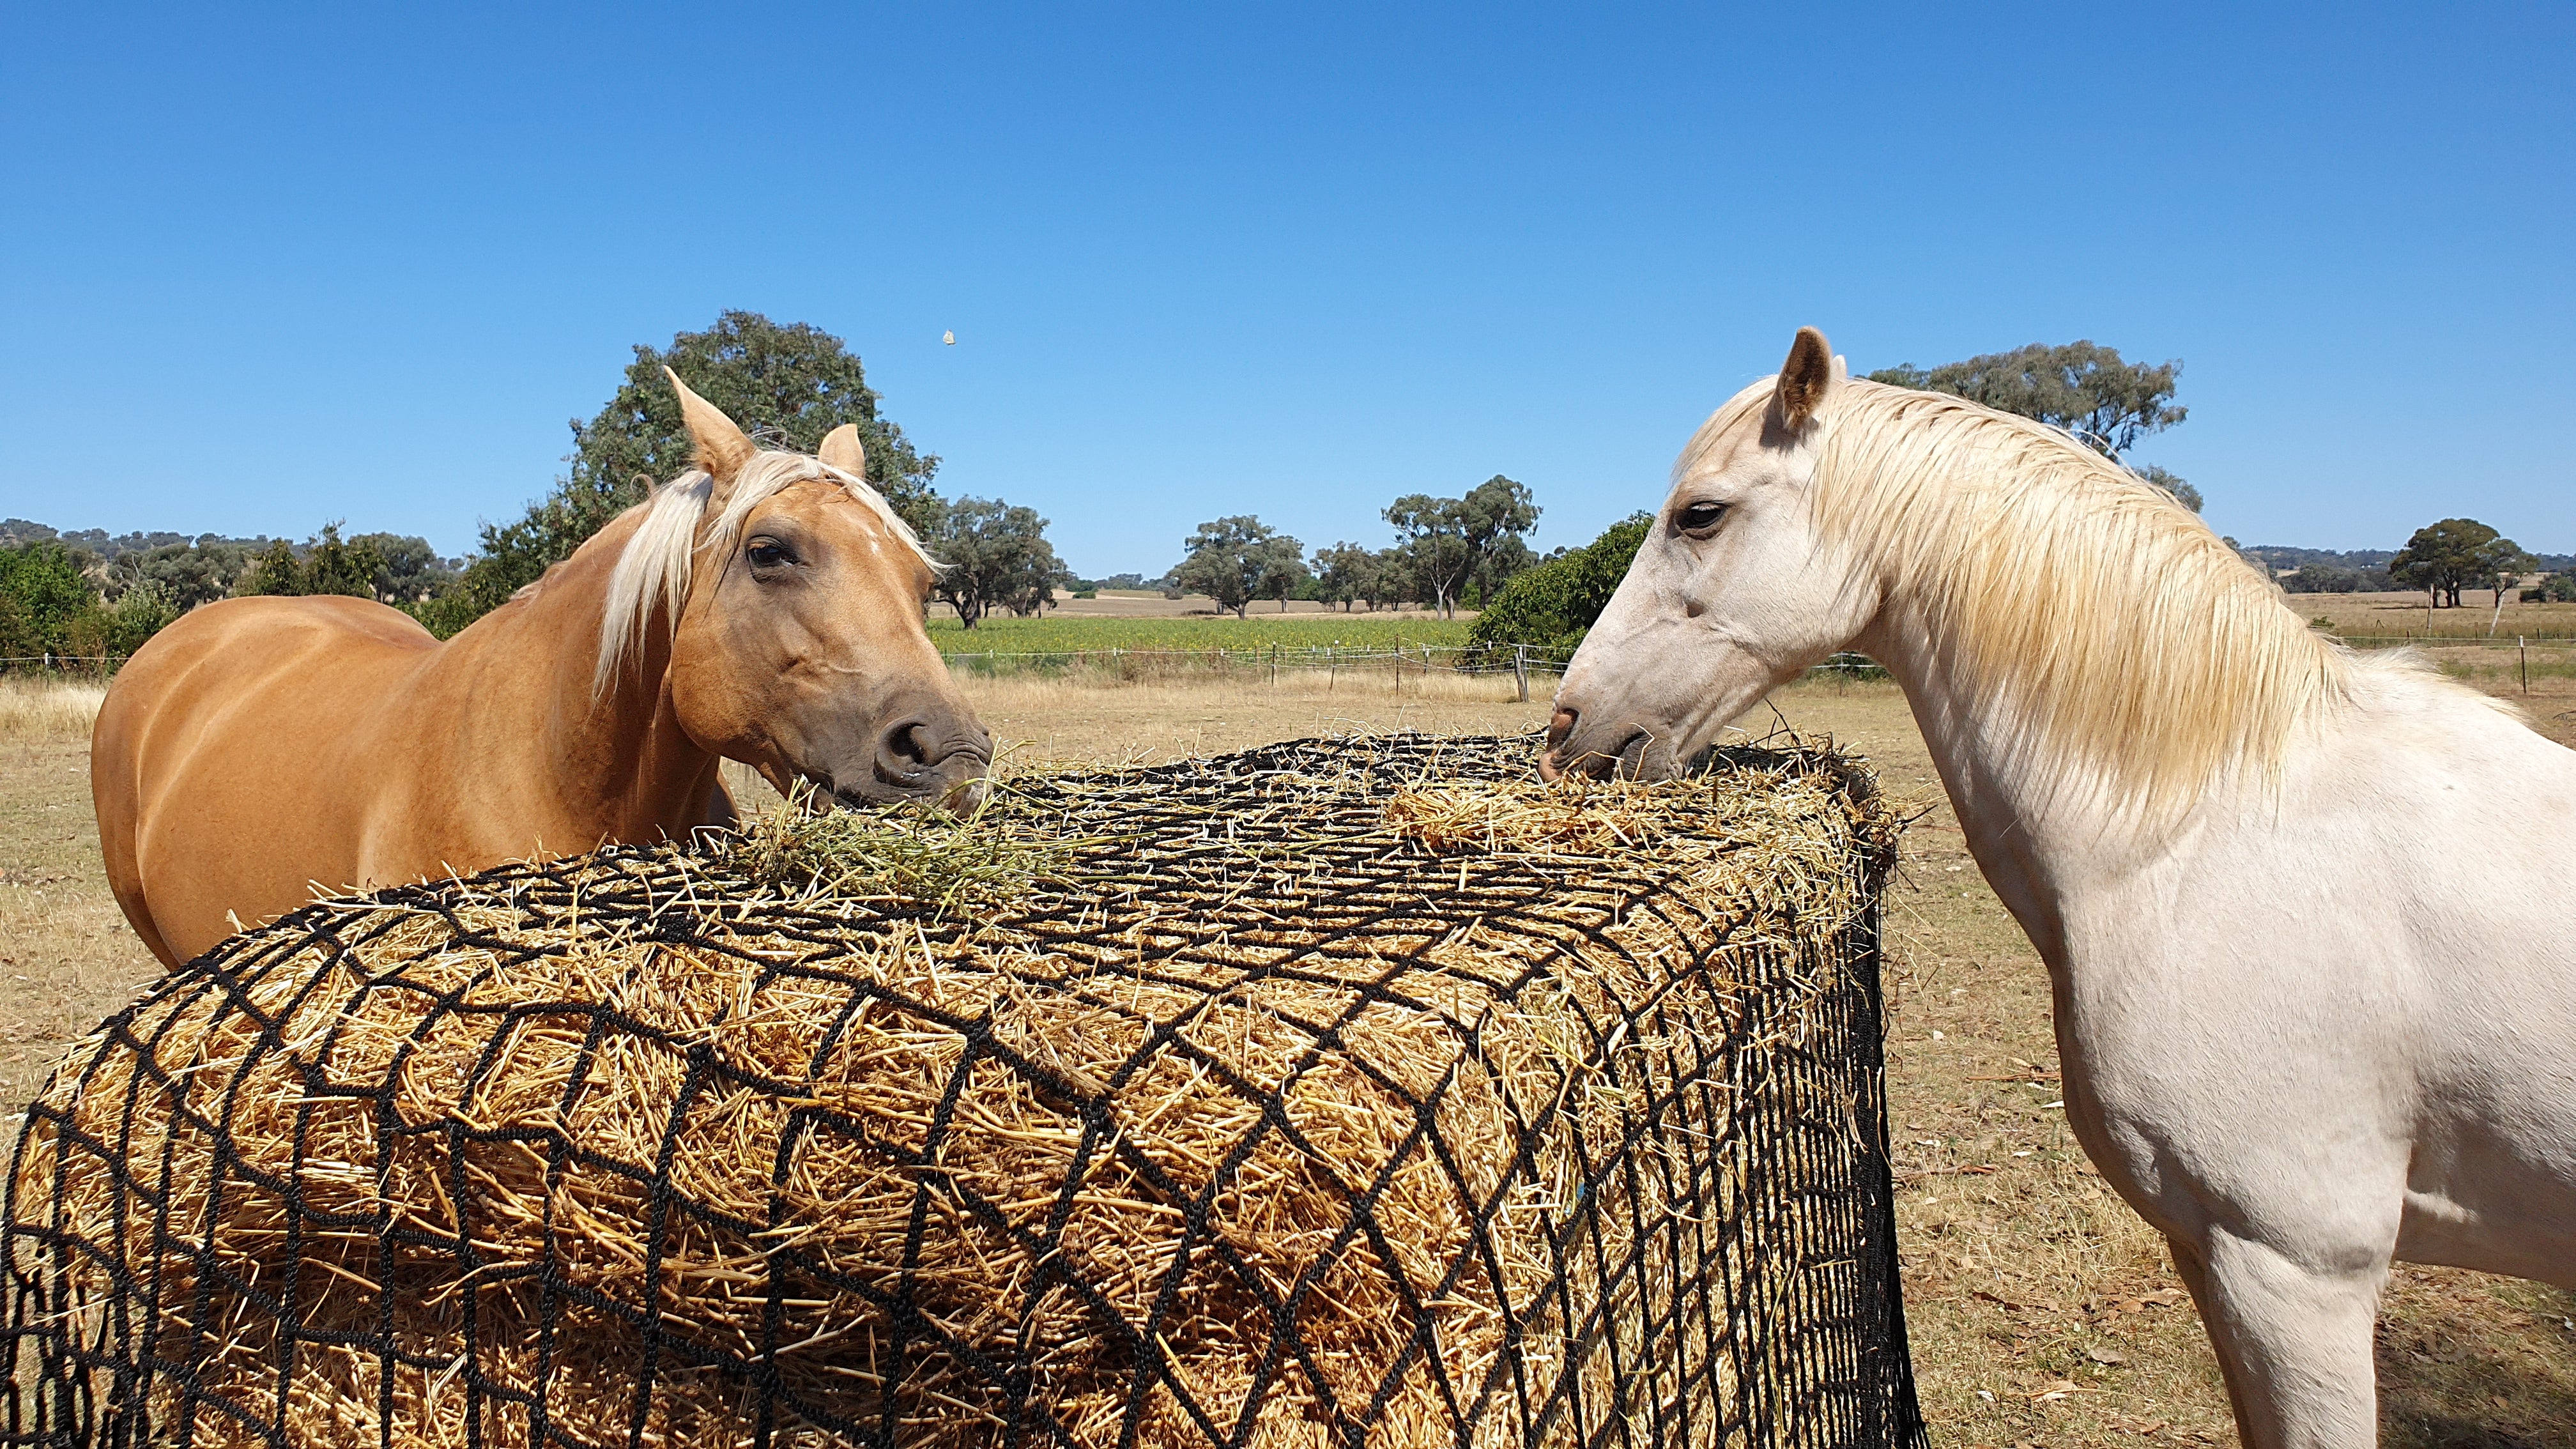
(956, 670), (1552, 767)
(0, 734), (164, 1107)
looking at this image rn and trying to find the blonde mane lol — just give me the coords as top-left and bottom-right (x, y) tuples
(1698, 379), (2352, 814)
(593, 450), (932, 697)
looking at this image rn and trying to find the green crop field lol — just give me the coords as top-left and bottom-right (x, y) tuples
(927, 615), (1478, 655)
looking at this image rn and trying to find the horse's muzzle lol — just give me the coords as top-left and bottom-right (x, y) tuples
(1538, 705), (1655, 783)
(824, 707), (992, 813)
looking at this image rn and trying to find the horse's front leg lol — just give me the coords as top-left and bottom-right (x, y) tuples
(2170, 1229), (2388, 1449)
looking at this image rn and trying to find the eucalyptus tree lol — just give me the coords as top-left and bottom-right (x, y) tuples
(1173, 516), (1304, 618)
(423, 312), (938, 635)
(1869, 341), (2200, 509)
(1384, 475), (1540, 618)
(236, 524), (387, 600)
(928, 498), (1074, 627)
(2389, 518), (2527, 609)
(1310, 542), (1379, 612)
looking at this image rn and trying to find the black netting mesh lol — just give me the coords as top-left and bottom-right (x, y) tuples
(0, 734), (1922, 1449)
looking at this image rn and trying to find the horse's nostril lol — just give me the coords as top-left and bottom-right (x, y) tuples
(878, 719), (935, 772)
(874, 714), (990, 779)
(1547, 708), (1579, 749)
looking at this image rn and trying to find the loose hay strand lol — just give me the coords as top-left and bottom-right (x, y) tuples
(2, 734), (1920, 1449)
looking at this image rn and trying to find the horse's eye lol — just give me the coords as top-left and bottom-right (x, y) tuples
(1675, 501), (1728, 537)
(746, 540), (792, 570)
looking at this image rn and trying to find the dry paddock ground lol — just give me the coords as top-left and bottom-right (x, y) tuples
(2, 666), (2572, 1448)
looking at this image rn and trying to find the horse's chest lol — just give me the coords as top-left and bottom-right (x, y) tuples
(2046, 931), (2426, 1228)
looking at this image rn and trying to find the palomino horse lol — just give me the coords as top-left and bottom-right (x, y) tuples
(1544, 329), (2576, 1448)
(95, 372), (990, 968)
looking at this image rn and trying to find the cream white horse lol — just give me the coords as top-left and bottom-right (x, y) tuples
(1542, 328), (2576, 1449)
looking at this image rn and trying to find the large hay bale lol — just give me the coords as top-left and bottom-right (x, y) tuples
(0, 735), (1921, 1449)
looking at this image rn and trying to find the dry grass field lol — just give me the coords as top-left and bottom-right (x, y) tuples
(2288, 590), (2576, 641)
(3, 664), (2570, 1447)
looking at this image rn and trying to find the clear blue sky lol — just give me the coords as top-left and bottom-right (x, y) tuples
(4, 3), (2569, 575)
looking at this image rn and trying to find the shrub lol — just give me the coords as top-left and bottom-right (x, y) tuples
(98, 582), (181, 656)
(1464, 513), (1652, 663)
(2283, 564), (2361, 594)
(236, 524), (384, 599)
(0, 541), (98, 657)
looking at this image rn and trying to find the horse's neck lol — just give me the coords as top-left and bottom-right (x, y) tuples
(447, 522), (721, 839)
(1854, 611), (2123, 969)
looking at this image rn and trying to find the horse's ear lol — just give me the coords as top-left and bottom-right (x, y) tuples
(664, 367), (757, 486)
(817, 424), (867, 476)
(1774, 326), (1842, 431)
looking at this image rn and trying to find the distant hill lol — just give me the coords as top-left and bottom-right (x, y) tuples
(2, 518), (462, 622)
(2241, 545), (2396, 571)
(0, 519), (282, 559)
(2246, 544), (2572, 574)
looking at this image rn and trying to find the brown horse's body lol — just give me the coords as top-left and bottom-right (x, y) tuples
(95, 379), (988, 967)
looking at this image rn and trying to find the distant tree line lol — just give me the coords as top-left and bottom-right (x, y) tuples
(1155, 475), (1545, 620)
(1068, 572), (1151, 594)
(2239, 531), (2575, 604)
(2274, 562), (2396, 594)
(2250, 527), (2573, 604)
(2235, 546), (2404, 594)
(14, 320), (2564, 666)
(1128, 341), (2209, 645)
(0, 518), (457, 661)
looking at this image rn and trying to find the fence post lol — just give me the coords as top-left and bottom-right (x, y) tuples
(1271, 643), (1279, 687)
(2521, 636), (2529, 694)
(1514, 645), (1529, 703)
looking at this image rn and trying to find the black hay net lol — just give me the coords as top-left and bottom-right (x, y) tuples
(1, 734), (1923, 1449)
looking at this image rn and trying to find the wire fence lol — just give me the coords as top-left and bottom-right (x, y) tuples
(11, 633), (2564, 697)
(2339, 632), (2576, 645)
(938, 642), (1557, 676)
(933, 647), (1889, 698)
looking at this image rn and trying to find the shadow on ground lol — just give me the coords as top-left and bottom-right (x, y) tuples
(2379, 1269), (2576, 1448)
